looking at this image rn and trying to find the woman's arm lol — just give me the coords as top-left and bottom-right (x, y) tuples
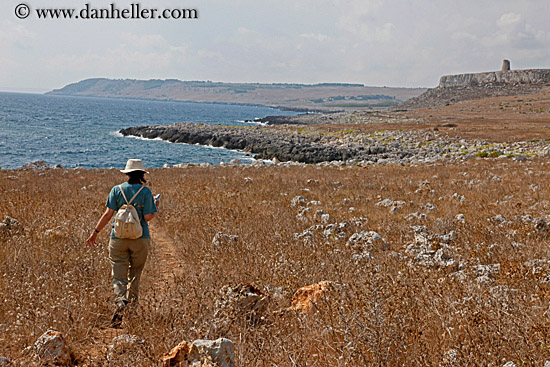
(143, 195), (159, 222)
(86, 208), (115, 247)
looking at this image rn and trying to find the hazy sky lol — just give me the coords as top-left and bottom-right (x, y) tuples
(2, 0), (550, 92)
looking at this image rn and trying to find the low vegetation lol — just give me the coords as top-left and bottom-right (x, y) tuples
(48, 78), (424, 111)
(2, 157), (550, 365)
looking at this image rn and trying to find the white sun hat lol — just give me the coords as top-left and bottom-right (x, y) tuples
(120, 159), (149, 174)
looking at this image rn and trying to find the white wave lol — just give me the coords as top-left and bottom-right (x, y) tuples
(111, 130), (167, 142)
(198, 143), (257, 160)
(235, 118), (269, 126)
(113, 130), (258, 161)
(247, 120), (268, 126)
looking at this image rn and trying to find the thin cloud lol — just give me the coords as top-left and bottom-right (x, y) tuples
(1, 0), (550, 90)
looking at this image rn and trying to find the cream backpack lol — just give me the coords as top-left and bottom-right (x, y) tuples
(113, 185), (144, 239)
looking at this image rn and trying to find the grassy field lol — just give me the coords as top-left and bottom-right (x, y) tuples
(2, 156), (550, 366)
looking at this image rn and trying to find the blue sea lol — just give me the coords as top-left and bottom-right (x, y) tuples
(0, 92), (299, 170)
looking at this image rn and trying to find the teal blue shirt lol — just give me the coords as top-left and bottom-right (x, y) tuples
(106, 183), (157, 239)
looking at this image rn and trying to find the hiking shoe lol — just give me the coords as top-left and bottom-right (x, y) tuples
(110, 301), (127, 328)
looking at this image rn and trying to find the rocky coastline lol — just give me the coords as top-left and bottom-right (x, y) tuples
(119, 123), (550, 166)
(254, 111), (423, 125)
(120, 123), (368, 163)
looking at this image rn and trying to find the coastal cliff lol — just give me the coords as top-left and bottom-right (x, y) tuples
(439, 69), (550, 88)
(401, 64), (550, 109)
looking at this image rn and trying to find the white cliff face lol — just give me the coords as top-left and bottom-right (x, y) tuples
(439, 69), (550, 88)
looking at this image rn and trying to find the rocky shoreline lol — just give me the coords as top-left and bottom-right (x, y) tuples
(255, 111), (423, 125)
(119, 123), (550, 166)
(120, 123), (366, 163)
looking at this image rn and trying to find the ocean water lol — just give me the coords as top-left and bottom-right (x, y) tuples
(0, 92), (299, 170)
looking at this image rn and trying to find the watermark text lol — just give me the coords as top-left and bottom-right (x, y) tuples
(15, 3), (199, 20)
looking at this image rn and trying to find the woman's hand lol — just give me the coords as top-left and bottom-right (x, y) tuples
(87, 231), (98, 247)
(86, 208), (115, 247)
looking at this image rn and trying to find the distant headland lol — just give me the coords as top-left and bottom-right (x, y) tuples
(47, 78), (426, 111)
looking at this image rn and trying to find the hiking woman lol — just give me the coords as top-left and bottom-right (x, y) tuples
(86, 159), (158, 326)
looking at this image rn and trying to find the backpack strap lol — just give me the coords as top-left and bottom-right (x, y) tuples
(118, 185), (145, 206)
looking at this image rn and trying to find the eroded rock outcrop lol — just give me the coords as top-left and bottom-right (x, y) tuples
(29, 330), (73, 366)
(211, 283), (270, 334)
(0, 216), (21, 233)
(290, 281), (345, 314)
(161, 338), (235, 367)
(106, 334), (149, 365)
(212, 232), (239, 247)
(438, 69), (550, 88)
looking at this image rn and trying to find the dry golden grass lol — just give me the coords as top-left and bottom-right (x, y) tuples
(404, 88), (550, 142)
(2, 158), (550, 365)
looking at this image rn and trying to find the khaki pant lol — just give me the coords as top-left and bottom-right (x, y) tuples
(108, 238), (150, 304)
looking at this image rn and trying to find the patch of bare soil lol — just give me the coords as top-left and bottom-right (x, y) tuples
(149, 221), (187, 283)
